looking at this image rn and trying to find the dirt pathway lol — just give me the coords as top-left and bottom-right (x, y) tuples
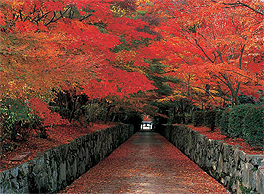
(60, 132), (229, 193)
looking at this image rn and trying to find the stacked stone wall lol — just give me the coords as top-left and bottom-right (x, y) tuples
(0, 124), (134, 193)
(159, 125), (264, 193)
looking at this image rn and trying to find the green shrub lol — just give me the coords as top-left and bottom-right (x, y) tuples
(204, 110), (217, 131)
(82, 103), (104, 124)
(192, 111), (205, 127)
(238, 95), (255, 104)
(219, 109), (230, 136)
(175, 114), (184, 124)
(168, 112), (183, 124)
(215, 110), (223, 128)
(241, 104), (264, 150)
(229, 105), (249, 138)
(184, 113), (192, 124)
(0, 99), (31, 152)
(0, 99), (30, 141)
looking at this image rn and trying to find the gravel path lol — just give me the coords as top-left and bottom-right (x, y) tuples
(60, 132), (229, 193)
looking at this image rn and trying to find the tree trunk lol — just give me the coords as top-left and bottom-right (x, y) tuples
(69, 96), (77, 123)
(104, 104), (112, 124)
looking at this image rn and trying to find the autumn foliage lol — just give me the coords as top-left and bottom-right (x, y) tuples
(147, 0), (264, 107)
(0, 0), (263, 153)
(0, 0), (156, 155)
(1, 0), (263, 107)
(29, 97), (69, 129)
(0, 0), (155, 101)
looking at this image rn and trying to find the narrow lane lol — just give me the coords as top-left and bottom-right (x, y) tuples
(60, 132), (229, 193)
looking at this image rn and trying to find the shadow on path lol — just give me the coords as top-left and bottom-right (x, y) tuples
(60, 132), (229, 193)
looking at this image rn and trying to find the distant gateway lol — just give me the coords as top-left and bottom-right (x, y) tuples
(141, 121), (153, 130)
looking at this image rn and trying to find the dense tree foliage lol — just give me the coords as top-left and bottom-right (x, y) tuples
(145, 0), (264, 107)
(0, 0), (263, 150)
(1, 0), (156, 100)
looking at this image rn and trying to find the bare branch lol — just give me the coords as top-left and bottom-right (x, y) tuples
(222, 1), (264, 16)
(79, 14), (93, 21)
(224, 69), (252, 80)
(194, 38), (214, 63)
(44, 12), (56, 26)
(239, 44), (245, 69)
(44, 6), (72, 26)
(35, 11), (52, 23)
(192, 86), (218, 104)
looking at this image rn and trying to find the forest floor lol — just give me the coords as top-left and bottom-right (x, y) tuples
(186, 125), (264, 155)
(0, 121), (115, 172)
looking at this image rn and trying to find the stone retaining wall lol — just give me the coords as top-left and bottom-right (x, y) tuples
(0, 123), (134, 193)
(158, 125), (264, 194)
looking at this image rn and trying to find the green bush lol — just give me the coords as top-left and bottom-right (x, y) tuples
(204, 110), (217, 131)
(215, 110), (223, 128)
(229, 105), (249, 138)
(219, 110), (230, 136)
(82, 103), (105, 124)
(168, 112), (183, 124)
(240, 104), (264, 150)
(184, 113), (192, 124)
(238, 95), (255, 104)
(0, 99), (31, 152)
(192, 111), (205, 127)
